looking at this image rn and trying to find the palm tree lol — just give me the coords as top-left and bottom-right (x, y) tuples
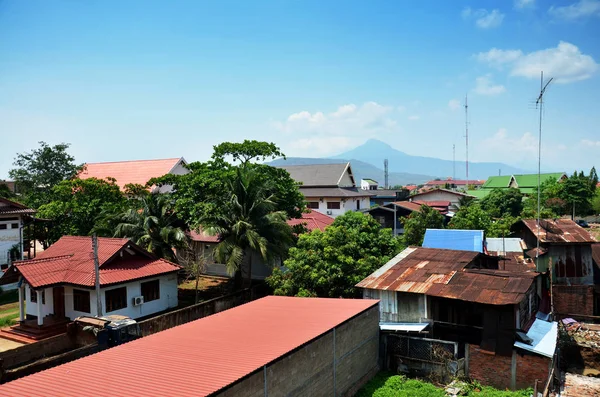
(114, 193), (187, 262)
(204, 166), (294, 287)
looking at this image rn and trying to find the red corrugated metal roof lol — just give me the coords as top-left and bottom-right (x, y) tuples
(79, 158), (184, 191)
(519, 219), (597, 244)
(3, 236), (180, 288)
(356, 247), (536, 305)
(287, 209), (335, 232)
(0, 296), (378, 397)
(414, 200), (451, 207)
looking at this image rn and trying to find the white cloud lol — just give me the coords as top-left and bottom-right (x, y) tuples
(581, 139), (600, 147)
(549, 0), (600, 20)
(408, 115), (420, 121)
(515, 0), (535, 9)
(475, 41), (599, 83)
(462, 7), (505, 29)
(448, 99), (461, 111)
(274, 102), (399, 156)
(477, 129), (538, 161)
(473, 75), (506, 96)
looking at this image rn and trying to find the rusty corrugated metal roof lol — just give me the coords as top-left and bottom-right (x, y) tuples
(356, 247), (536, 306)
(519, 219), (597, 244)
(0, 296), (379, 397)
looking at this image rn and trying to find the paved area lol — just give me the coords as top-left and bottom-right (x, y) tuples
(0, 337), (24, 352)
(561, 372), (600, 397)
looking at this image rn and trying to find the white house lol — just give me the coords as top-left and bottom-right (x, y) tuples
(0, 236), (180, 325)
(79, 157), (189, 193)
(409, 188), (475, 212)
(360, 178), (379, 190)
(0, 198), (35, 290)
(276, 163), (373, 217)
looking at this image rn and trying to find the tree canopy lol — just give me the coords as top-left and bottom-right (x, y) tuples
(9, 142), (82, 208)
(480, 188), (524, 218)
(401, 205), (445, 246)
(266, 211), (402, 298)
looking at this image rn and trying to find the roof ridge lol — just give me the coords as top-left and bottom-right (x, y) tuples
(15, 254), (73, 265)
(83, 158), (181, 166)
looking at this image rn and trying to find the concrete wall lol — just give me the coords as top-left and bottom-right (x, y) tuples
(468, 344), (551, 390)
(26, 274), (178, 320)
(305, 196), (371, 218)
(0, 215), (22, 267)
(216, 305), (380, 397)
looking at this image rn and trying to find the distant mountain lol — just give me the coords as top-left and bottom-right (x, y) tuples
(268, 157), (435, 186)
(332, 139), (529, 180)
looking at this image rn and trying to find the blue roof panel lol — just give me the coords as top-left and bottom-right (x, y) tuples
(422, 229), (484, 253)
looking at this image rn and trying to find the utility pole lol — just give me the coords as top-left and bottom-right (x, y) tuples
(92, 234), (103, 317)
(452, 144), (456, 180)
(535, 71), (553, 267)
(464, 94), (469, 188)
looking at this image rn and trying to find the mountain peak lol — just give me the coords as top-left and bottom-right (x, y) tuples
(362, 138), (393, 150)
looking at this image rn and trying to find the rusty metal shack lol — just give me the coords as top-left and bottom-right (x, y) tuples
(512, 219), (598, 317)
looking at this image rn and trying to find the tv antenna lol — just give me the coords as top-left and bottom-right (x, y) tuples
(464, 94), (469, 188)
(535, 71), (553, 264)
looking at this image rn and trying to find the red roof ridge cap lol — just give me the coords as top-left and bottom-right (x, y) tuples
(84, 158), (181, 166)
(14, 254), (73, 265)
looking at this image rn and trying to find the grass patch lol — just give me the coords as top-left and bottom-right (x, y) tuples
(356, 373), (533, 397)
(0, 312), (19, 328)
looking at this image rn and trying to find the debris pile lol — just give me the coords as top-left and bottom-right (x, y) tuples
(561, 318), (600, 349)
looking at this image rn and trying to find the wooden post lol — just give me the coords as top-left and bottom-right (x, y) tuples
(533, 379), (538, 396)
(92, 235), (102, 317)
(36, 290), (43, 326)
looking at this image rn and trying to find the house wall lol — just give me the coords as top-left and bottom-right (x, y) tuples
(339, 167), (355, 188)
(26, 274), (178, 321)
(25, 285), (55, 319)
(156, 160), (189, 193)
(363, 289), (427, 323)
(409, 191), (462, 211)
(193, 243), (281, 280)
(216, 305), (380, 397)
(517, 282), (539, 329)
(553, 285), (595, 317)
(305, 196), (371, 218)
(468, 345), (551, 390)
(0, 215), (22, 267)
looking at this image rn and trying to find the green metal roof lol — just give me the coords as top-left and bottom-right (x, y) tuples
(513, 173), (565, 189)
(466, 189), (491, 199)
(362, 178), (378, 184)
(482, 175), (512, 189)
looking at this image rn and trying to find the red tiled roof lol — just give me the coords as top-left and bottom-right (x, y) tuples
(518, 219), (597, 244)
(188, 229), (220, 243)
(391, 201), (425, 212)
(357, 247), (535, 305)
(287, 209), (334, 232)
(79, 158), (184, 191)
(414, 200), (451, 207)
(424, 179), (484, 186)
(410, 188), (475, 199)
(2, 236), (180, 288)
(0, 296), (378, 397)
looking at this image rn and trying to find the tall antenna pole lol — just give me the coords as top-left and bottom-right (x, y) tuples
(465, 94), (469, 188)
(535, 71), (553, 268)
(92, 234), (103, 317)
(384, 159), (389, 189)
(453, 144), (456, 180)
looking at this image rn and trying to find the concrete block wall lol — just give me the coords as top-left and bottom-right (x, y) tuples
(468, 345), (551, 390)
(216, 305), (379, 397)
(553, 285), (595, 317)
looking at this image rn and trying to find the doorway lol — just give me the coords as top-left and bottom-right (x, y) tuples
(53, 286), (65, 318)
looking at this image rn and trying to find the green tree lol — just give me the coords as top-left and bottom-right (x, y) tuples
(205, 166), (294, 286)
(401, 205), (445, 246)
(480, 188), (524, 218)
(266, 211), (402, 298)
(592, 188), (600, 215)
(114, 192), (187, 263)
(448, 203), (492, 232)
(0, 183), (14, 199)
(9, 142), (82, 208)
(561, 171), (595, 217)
(37, 177), (126, 243)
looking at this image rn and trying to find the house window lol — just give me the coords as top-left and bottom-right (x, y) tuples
(327, 201), (341, 210)
(0, 224), (6, 230)
(141, 279), (160, 302)
(356, 200), (360, 210)
(105, 287), (127, 312)
(307, 202), (319, 209)
(30, 289), (45, 304)
(11, 223), (19, 229)
(73, 289), (91, 313)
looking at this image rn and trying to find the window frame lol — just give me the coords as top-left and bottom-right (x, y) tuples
(307, 201), (319, 209)
(141, 279), (160, 302)
(326, 201), (341, 210)
(73, 289), (91, 313)
(105, 286), (128, 312)
(30, 289), (45, 305)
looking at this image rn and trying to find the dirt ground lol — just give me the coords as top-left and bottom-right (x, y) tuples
(178, 275), (231, 291)
(0, 338), (23, 352)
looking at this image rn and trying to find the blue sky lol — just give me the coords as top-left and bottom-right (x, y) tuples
(1, 0), (599, 178)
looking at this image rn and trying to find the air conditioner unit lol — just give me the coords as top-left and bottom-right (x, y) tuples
(326, 210), (333, 215)
(133, 296), (144, 306)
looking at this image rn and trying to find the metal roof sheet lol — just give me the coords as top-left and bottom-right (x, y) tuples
(79, 158), (185, 191)
(276, 163), (352, 187)
(0, 236), (180, 288)
(380, 322), (428, 332)
(514, 319), (558, 358)
(0, 198), (35, 215)
(423, 229), (484, 253)
(0, 296), (378, 397)
(299, 186), (374, 198)
(518, 219), (597, 244)
(486, 238), (524, 254)
(356, 247), (536, 306)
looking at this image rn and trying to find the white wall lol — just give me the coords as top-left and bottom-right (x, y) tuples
(25, 285), (55, 319)
(0, 216), (22, 266)
(306, 197), (370, 218)
(156, 160), (190, 193)
(36, 274), (180, 321)
(360, 180), (377, 190)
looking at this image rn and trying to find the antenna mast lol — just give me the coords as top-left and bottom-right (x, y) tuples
(535, 71), (553, 267)
(384, 159), (389, 189)
(465, 94), (469, 188)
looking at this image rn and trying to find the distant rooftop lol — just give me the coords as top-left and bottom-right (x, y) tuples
(276, 163), (353, 187)
(423, 229), (484, 253)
